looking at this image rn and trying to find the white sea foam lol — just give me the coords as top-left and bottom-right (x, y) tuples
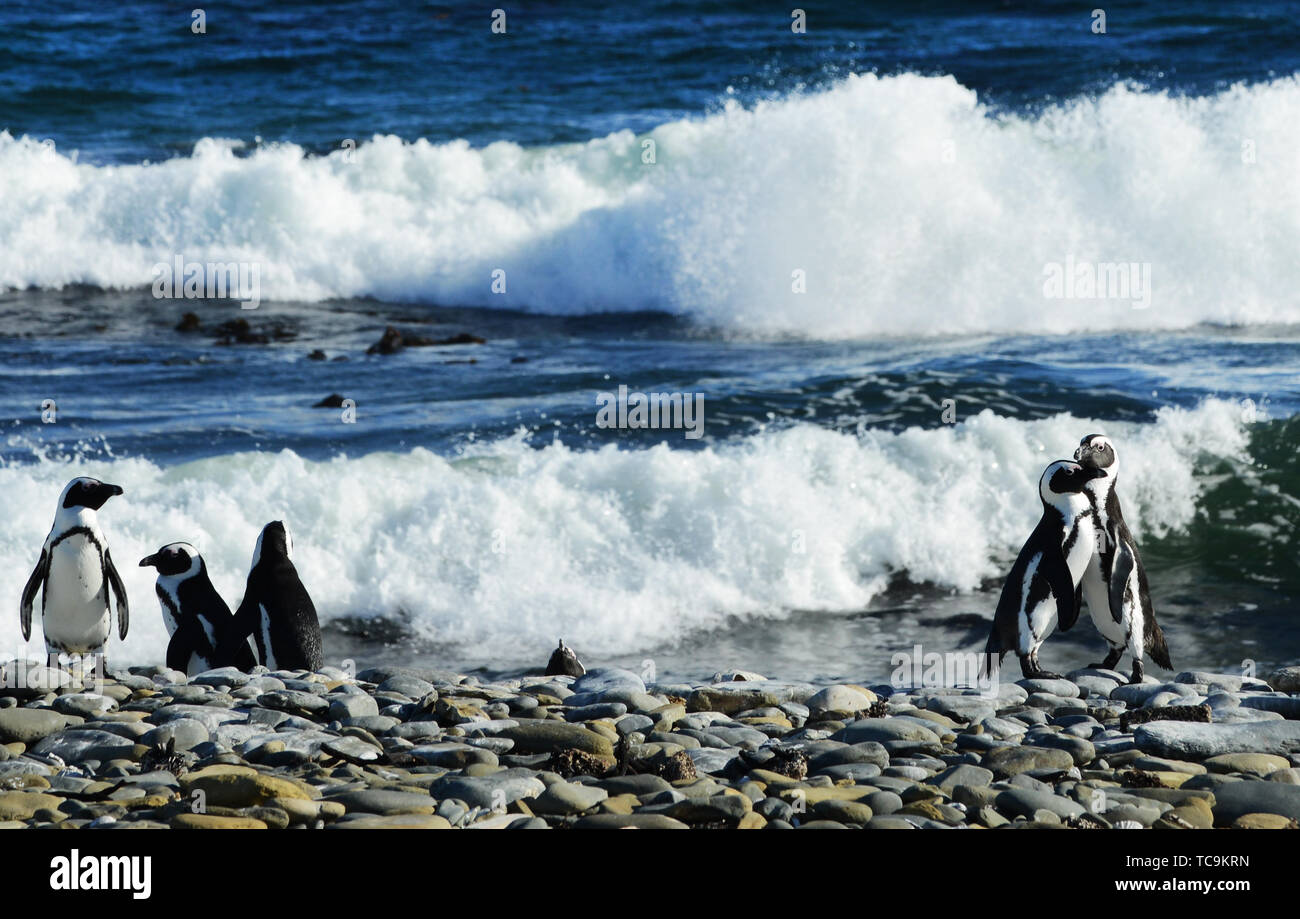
(0, 400), (1251, 664)
(3, 74), (1299, 336)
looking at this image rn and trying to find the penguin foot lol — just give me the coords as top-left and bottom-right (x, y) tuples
(1090, 648), (1124, 671)
(1018, 655), (1063, 681)
(1128, 660), (1144, 685)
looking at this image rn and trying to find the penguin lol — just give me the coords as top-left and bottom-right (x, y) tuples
(1073, 434), (1172, 684)
(984, 460), (1107, 680)
(544, 639), (585, 677)
(139, 542), (257, 676)
(19, 477), (130, 661)
(218, 521), (322, 672)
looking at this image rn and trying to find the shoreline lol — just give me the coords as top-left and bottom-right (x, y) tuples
(2, 661), (1299, 829)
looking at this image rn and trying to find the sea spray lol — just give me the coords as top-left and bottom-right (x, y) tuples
(0, 400), (1252, 665)
(3, 75), (1300, 336)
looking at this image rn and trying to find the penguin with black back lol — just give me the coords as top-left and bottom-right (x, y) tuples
(219, 521), (323, 672)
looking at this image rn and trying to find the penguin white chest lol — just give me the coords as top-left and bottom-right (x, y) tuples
(1083, 544), (1128, 646)
(43, 534), (111, 650)
(1063, 515), (1096, 583)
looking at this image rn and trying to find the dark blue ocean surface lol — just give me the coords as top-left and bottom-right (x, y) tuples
(4, 1), (1299, 162)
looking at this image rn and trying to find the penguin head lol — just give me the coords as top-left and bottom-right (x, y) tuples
(59, 476), (124, 511)
(1040, 460), (1107, 507)
(140, 542), (201, 578)
(252, 520), (293, 568)
(1074, 434), (1117, 472)
(545, 638), (586, 677)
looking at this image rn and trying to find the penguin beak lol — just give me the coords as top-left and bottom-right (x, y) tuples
(83, 482), (124, 510)
(139, 553), (159, 569)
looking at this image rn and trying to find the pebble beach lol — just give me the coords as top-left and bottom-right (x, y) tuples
(3, 661), (1300, 830)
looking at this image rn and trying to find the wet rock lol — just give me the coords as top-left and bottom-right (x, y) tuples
(0, 708), (73, 745)
(1211, 781), (1300, 826)
(312, 393), (351, 408)
(1135, 721), (1300, 759)
(982, 745), (1075, 779)
(544, 640), (585, 677)
(530, 781), (608, 816)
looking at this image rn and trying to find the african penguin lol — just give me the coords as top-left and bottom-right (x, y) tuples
(139, 542), (257, 676)
(544, 639), (586, 677)
(984, 460), (1107, 680)
(1074, 434), (1172, 684)
(219, 521), (323, 672)
(19, 477), (130, 661)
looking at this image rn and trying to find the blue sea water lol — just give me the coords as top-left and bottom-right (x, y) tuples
(1, 1), (1298, 681)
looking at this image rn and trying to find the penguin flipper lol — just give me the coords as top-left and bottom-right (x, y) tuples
(104, 548), (130, 639)
(20, 549), (48, 641)
(165, 621), (198, 673)
(215, 598), (257, 670)
(1109, 540), (1137, 625)
(1042, 544), (1080, 632)
(234, 636), (258, 671)
(1062, 583), (1082, 633)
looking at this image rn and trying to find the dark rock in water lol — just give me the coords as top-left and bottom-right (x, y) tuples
(175, 312), (201, 332)
(444, 358), (478, 365)
(368, 326), (406, 354)
(368, 326), (487, 354)
(511, 356), (529, 363)
(307, 349), (327, 360)
(545, 639), (585, 677)
(431, 332), (486, 346)
(313, 393), (351, 408)
(212, 318), (293, 345)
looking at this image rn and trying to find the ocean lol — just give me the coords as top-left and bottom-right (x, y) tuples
(1, 1), (1297, 683)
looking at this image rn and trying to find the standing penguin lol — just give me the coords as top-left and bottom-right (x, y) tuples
(985, 460), (1107, 680)
(19, 477), (130, 661)
(139, 542), (257, 676)
(1074, 434), (1172, 684)
(218, 521), (322, 672)
(544, 639), (586, 677)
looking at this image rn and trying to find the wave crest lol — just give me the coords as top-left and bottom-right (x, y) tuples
(0, 400), (1252, 663)
(5, 75), (1300, 336)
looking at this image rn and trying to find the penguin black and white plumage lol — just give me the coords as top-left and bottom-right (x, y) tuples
(1074, 434), (1172, 684)
(19, 477), (130, 660)
(219, 521), (323, 672)
(984, 460), (1107, 680)
(545, 639), (585, 677)
(139, 542), (257, 676)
